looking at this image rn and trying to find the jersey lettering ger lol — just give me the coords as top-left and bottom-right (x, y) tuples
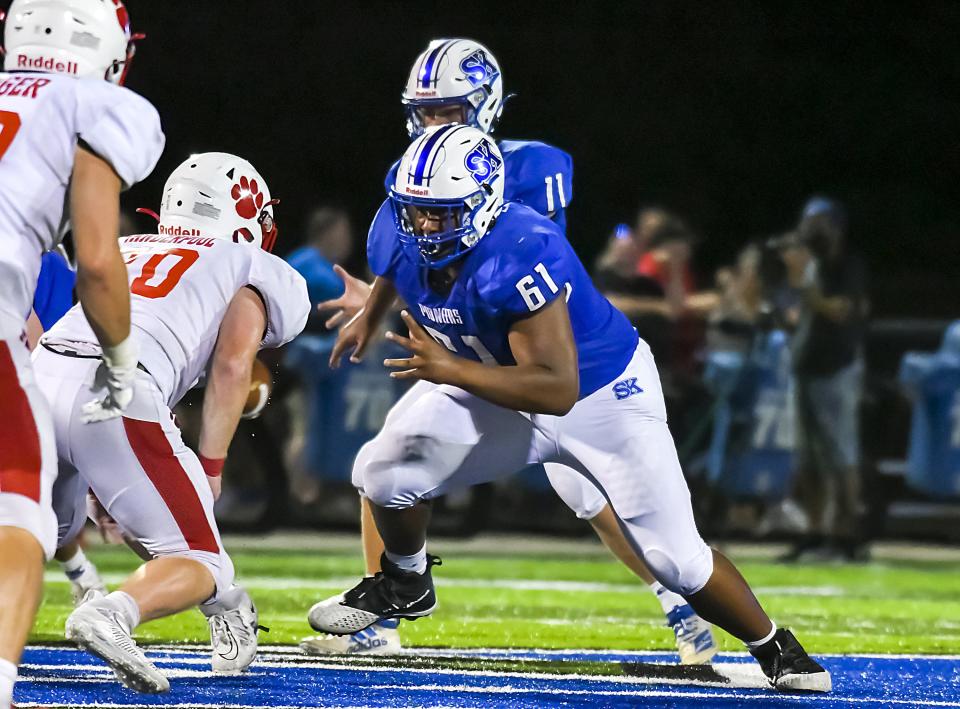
(0, 73), (164, 331)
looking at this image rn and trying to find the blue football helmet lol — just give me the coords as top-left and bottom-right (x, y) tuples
(391, 124), (505, 268)
(401, 38), (504, 138)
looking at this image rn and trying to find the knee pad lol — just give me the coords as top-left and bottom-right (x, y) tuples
(643, 542), (714, 596)
(0, 493), (57, 560)
(545, 465), (607, 520)
(359, 431), (470, 509)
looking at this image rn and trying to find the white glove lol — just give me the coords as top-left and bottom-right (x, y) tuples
(81, 336), (139, 424)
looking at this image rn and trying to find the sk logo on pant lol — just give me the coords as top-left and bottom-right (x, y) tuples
(613, 377), (643, 400)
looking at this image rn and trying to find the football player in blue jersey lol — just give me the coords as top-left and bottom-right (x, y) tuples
(308, 127), (831, 693)
(303, 39), (718, 663)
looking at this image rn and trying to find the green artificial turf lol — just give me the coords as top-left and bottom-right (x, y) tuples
(31, 540), (960, 656)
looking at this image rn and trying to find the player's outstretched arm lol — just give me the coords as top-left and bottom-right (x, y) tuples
(71, 146), (130, 348)
(385, 299), (580, 416)
(329, 277), (397, 368)
(198, 287), (267, 499)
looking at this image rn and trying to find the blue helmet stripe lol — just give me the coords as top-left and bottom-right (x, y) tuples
(419, 40), (454, 89)
(425, 125), (469, 184)
(411, 124), (456, 185)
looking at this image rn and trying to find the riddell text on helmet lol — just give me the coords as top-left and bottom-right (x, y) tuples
(158, 224), (202, 237)
(17, 54), (79, 75)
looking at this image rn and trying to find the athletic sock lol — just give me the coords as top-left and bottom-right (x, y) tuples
(102, 591), (142, 632)
(59, 547), (90, 581)
(0, 657), (17, 708)
(744, 622), (778, 650)
(385, 544), (428, 575)
(650, 581), (687, 615)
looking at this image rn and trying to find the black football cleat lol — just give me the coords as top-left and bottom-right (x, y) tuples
(307, 554), (441, 635)
(750, 628), (832, 692)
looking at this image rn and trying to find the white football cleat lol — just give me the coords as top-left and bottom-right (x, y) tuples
(666, 603), (719, 665)
(202, 585), (261, 674)
(300, 619), (402, 655)
(65, 601), (169, 693)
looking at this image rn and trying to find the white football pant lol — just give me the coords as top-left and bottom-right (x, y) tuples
(353, 341), (714, 596)
(0, 326), (58, 559)
(34, 347), (234, 599)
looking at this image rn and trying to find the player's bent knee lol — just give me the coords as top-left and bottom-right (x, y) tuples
(166, 549), (235, 602)
(358, 433), (452, 509)
(642, 541), (714, 596)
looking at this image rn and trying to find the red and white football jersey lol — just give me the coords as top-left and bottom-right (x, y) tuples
(0, 72), (164, 335)
(45, 235), (310, 406)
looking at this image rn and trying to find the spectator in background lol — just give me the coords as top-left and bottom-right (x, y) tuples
(282, 207), (360, 505)
(286, 207), (354, 311)
(593, 218), (673, 363)
(780, 197), (869, 562)
(705, 244), (764, 357)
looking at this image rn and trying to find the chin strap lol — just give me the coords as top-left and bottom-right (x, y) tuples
(259, 198), (280, 252)
(112, 32), (145, 86)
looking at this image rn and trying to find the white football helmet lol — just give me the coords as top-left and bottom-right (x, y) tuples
(157, 153), (279, 251)
(391, 124), (504, 268)
(402, 38), (504, 138)
(2, 0), (140, 85)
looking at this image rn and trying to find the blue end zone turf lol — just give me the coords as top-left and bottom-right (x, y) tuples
(15, 646), (960, 707)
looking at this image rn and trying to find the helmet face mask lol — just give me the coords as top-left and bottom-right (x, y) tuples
(158, 153), (280, 252)
(392, 193), (480, 268)
(402, 39), (503, 138)
(391, 125), (504, 269)
(2, 0), (138, 85)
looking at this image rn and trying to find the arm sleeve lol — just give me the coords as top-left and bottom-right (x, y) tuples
(366, 198), (404, 279)
(478, 225), (571, 320)
(75, 81), (165, 189)
(502, 141), (574, 218)
(248, 252), (311, 348)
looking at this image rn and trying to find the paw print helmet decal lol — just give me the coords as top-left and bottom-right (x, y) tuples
(158, 152), (279, 251)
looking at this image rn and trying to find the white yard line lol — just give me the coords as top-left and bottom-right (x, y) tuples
(41, 571), (847, 597)
(368, 683), (960, 707)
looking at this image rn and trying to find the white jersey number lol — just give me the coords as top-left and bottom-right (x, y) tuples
(422, 325), (498, 365)
(544, 172), (567, 214)
(516, 262), (561, 312)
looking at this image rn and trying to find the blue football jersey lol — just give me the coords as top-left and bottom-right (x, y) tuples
(367, 201), (638, 399)
(384, 138), (574, 231)
(33, 250), (76, 330)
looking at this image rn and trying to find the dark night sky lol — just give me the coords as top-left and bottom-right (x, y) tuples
(113, 1), (957, 317)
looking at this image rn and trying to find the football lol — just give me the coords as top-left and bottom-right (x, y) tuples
(243, 357), (273, 419)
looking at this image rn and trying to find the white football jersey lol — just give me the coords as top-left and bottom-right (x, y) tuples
(0, 72), (164, 335)
(44, 235), (310, 406)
